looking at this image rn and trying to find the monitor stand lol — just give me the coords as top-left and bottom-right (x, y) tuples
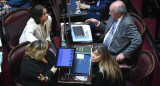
(60, 68), (74, 81)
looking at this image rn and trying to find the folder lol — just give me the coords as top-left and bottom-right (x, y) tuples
(71, 54), (91, 75)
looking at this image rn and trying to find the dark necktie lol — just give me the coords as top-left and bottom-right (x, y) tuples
(104, 20), (118, 47)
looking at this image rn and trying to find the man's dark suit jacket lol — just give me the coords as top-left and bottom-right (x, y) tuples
(6, 0), (32, 10)
(87, 0), (113, 21)
(97, 13), (142, 59)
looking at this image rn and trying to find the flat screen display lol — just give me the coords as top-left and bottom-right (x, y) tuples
(55, 48), (75, 68)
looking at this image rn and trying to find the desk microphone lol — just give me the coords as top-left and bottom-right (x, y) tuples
(64, 4), (72, 44)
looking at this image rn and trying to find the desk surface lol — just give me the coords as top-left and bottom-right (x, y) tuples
(58, 69), (92, 84)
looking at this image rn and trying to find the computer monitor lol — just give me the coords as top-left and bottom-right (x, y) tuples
(55, 48), (75, 68)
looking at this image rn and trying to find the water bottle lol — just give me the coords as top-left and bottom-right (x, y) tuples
(61, 39), (67, 48)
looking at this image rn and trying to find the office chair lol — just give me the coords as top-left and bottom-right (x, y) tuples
(125, 50), (155, 86)
(0, 7), (31, 52)
(8, 42), (30, 86)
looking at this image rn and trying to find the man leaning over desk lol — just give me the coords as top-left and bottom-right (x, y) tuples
(85, 0), (142, 62)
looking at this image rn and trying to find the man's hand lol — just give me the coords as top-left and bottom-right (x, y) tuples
(76, 2), (88, 9)
(85, 18), (100, 25)
(116, 53), (125, 62)
(50, 66), (57, 74)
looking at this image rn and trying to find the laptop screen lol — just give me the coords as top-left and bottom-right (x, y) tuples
(55, 48), (75, 68)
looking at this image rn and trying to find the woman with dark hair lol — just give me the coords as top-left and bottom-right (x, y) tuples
(19, 4), (52, 44)
(19, 40), (58, 86)
(91, 44), (125, 86)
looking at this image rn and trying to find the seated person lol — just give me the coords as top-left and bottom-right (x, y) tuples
(0, 0), (32, 10)
(19, 4), (52, 44)
(76, 0), (113, 21)
(85, 1), (142, 63)
(19, 40), (58, 86)
(91, 44), (125, 86)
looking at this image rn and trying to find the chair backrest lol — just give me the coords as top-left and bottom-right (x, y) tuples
(130, 13), (146, 37)
(129, 50), (155, 86)
(8, 42), (30, 86)
(1, 8), (31, 52)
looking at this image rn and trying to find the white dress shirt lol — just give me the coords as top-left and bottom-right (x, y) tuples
(103, 16), (123, 46)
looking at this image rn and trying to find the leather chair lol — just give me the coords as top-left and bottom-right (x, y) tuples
(118, 13), (147, 81)
(8, 42), (30, 86)
(125, 50), (155, 86)
(130, 13), (146, 37)
(0, 8), (31, 52)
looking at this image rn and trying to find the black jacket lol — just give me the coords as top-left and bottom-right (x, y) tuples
(19, 50), (58, 86)
(92, 63), (126, 86)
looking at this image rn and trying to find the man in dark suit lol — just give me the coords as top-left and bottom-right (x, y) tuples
(85, 0), (142, 62)
(76, 0), (113, 21)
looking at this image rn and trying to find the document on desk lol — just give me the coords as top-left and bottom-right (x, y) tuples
(75, 76), (88, 81)
(71, 24), (93, 42)
(71, 54), (91, 75)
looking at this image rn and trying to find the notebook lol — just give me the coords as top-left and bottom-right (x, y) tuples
(70, 54), (91, 75)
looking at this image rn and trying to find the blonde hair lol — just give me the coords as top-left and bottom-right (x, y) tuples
(25, 40), (48, 61)
(92, 44), (123, 82)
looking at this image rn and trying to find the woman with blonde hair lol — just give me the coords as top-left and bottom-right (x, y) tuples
(19, 40), (57, 86)
(91, 44), (125, 86)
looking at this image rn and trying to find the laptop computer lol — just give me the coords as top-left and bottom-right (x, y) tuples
(55, 48), (76, 68)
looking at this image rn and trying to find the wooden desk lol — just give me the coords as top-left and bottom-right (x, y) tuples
(59, 22), (92, 84)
